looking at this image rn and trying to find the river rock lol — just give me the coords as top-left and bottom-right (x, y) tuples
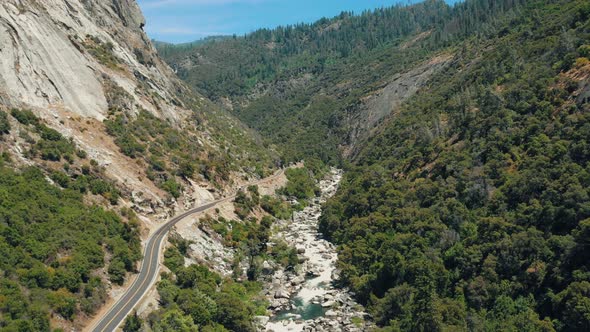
(269, 298), (289, 310)
(325, 310), (338, 318)
(306, 269), (321, 277)
(274, 288), (290, 299)
(254, 315), (270, 326)
(321, 300), (336, 308)
(331, 269), (341, 280)
(262, 260), (273, 274)
(291, 276), (305, 285)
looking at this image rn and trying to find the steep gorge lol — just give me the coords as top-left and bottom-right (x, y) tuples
(3, 0), (590, 331)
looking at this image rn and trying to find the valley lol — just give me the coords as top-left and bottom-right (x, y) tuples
(0, 0), (589, 331)
(158, 0), (590, 330)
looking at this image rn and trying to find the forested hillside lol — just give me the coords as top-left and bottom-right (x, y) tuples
(158, 0), (527, 163)
(161, 0), (590, 330)
(0, 153), (141, 329)
(318, 0), (590, 330)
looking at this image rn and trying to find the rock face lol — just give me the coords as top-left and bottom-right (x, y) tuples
(341, 54), (452, 158)
(0, 0), (221, 211)
(0, 0), (189, 121)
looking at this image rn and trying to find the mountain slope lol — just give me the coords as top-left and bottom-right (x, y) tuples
(319, 0), (590, 330)
(0, 0), (177, 119)
(0, 0), (275, 202)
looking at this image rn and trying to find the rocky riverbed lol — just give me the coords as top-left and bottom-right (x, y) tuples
(259, 169), (372, 332)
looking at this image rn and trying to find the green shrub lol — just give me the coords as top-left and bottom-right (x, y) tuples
(49, 289), (77, 321)
(11, 108), (38, 126)
(84, 35), (120, 69)
(162, 178), (182, 198)
(163, 247), (185, 274)
(0, 110), (10, 134)
(123, 312), (143, 332)
(108, 258), (127, 285)
(260, 195), (292, 219)
(278, 167), (318, 201)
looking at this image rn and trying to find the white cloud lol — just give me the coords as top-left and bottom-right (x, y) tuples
(147, 26), (226, 36)
(139, 0), (270, 9)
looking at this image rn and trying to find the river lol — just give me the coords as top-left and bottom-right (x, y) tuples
(262, 169), (371, 332)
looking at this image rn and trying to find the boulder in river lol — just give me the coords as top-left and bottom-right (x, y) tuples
(274, 288), (291, 299)
(291, 275), (305, 285)
(322, 300), (336, 308)
(306, 269), (321, 277)
(325, 310), (338, 318)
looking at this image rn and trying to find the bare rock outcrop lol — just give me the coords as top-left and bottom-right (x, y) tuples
(0, 0), (188, 122)
(341, 54), (453, 158)
(0, 0), (213, 212)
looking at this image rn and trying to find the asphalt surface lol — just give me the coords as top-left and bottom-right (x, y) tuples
(90, 169), (284, 331)
(90, 200), (220, 332)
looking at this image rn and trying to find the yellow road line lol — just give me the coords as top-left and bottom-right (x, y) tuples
(97, 229), (160, 331)
(92, 168), (285, 331)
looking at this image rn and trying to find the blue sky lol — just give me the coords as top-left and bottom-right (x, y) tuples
(137, 0), (441, 44)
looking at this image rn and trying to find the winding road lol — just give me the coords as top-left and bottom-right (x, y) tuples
(89, 169), (284, 332)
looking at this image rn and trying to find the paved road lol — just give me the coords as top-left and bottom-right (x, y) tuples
(90, 170), (284, 332)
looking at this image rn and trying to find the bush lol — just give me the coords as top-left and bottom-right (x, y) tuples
(12, 110), (78, 162)
(271, 240), (299, 270)
(0, 110), (10, 134)
(178, 161), (195, 178)
(123, 312), (143, 332)
(108, 258), (127, 285)
(234, 190), (254, 220)
(163, 247), (185, 274)
(89, 178), (120, 204)
(10, 108), (38, 126)
(84, 35), (120, 69)
(261, 195), (292, 219)
(162, 178), (182, 198)
(279, 167), (318, 200)
(49, 289), (77, 321)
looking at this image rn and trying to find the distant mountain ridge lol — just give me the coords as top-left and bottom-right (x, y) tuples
(157, 0), (526, 163)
